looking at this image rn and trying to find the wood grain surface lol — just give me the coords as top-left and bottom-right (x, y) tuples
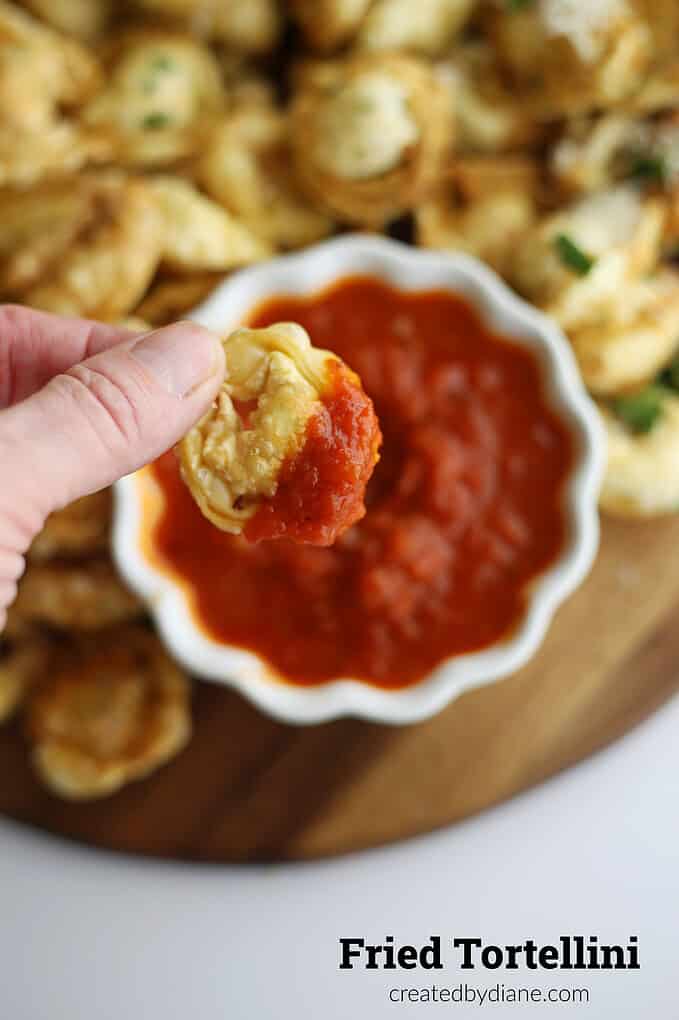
(1, 515), (678, 862)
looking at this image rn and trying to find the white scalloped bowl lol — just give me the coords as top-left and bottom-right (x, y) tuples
(113, 235), (604, 725)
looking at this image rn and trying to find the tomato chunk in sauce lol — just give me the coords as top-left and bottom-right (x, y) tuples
(147, 276), (573, 689)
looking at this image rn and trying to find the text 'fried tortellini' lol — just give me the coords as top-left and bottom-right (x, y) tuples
(178, 323), (382, 545)
(26, 627), (191, 799)
(132, 0), (281, 55)
(570, 269), (679, 396)
(197, 102), (335, 250)
(291, 53), (452, 227)
(148, 175), (272, 271)
(81, 32), (225, 166)
(599, 392), (679, 518)
(13, 559), (143, 632)
(510, 185), (666, 333)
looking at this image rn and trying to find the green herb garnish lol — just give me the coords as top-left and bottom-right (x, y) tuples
(152, 54), (175, 72)
(142, 112), (170, 130)
(658, 354), (679, 393)
(554, 233), (596, 276)
(613, 386), (665, 434)
(629, 153), (668, 186)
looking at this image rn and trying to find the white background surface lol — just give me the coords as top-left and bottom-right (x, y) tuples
(1, 695), (678, 1019)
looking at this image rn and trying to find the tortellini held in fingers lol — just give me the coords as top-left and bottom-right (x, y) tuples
(178, 323), (382, 546)
(290, 53), (453, 228)
(26, 627), (191, 800)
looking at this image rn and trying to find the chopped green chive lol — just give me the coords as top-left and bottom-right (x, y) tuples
(629, 153), (668, 185)
(152, 55), (175, 72)
(142, 112), (170, 130)
(554, 233), (596, 276)
(613, 386), (665, 434)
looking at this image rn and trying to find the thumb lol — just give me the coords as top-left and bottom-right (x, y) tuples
(0, 321), (224, 523)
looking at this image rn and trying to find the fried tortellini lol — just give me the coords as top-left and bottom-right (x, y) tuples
(599, 392), (679, 518)
(0, 632), (50, 724)
(13, 559), (143, 632)
(178, 323), (381, 543)
(289, 0), (373, 52)
(23, 173), (163, 320)
(132, 0), (281, 54)
(510, 185), (667, 332)
(197, 101), (334, 250)
(148, 175), (272, 271)
(26, 627), (191, 799)
(291, 53), (452, 227)
(20, 0), (112, 39)
(28, 491), (112, 562)
(81, 32), (225, 166)
(416, 156), (539, 275)
(485, 0), (655, 117)
(570, 269), (679, 396)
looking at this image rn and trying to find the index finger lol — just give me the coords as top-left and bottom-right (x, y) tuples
(0, 305), (148, 409)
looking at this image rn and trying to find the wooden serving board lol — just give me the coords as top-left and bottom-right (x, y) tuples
(1, 514), (679, 863)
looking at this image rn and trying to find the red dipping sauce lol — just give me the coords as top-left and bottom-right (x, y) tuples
(147, 276), (573, 690)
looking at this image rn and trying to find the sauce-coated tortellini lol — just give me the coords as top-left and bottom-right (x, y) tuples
(290, 53), (452, 227)
(178, 323), (382, 546)
(510, 185), (666, 332)
(26, 627), (191, 799)
(599, 392), (679, 518)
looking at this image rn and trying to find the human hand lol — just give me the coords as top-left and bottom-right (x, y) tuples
(0, 305), (225, 631)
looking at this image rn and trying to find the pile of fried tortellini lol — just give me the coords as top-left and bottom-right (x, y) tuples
(2, 0), (679, 798)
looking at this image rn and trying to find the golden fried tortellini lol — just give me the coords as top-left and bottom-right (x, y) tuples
(0, 0), (100, 132)
(485, 0), (654, 117)
(23, 173), (163, 320)
(178, 323), (381, 544)
(0, 632), (50, 724)
(599, 392), (679, 517)
(148, 175), (271, 271)
(28, 491), (112, 562)
(13, 559), (143, 631)
(26, 627), (191, 799)
(290, 53), (452, 227)
(197, 102), (334, 250)
(0, 122), (109, 190)
(510, 185), (667, 332)
(289, 0), (373, 51)
(570, 269), (679, 395)
(416, 156), (539, 274)
(135, 272), (222, 327)
(356, 0), (477, 55)
(81, 32), (225, 167)
(20, 0), (112, 39)
(437, 43), (544, 155)
(132, 0), (281, 54)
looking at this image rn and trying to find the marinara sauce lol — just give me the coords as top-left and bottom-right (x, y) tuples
(148, 277), (573, 689)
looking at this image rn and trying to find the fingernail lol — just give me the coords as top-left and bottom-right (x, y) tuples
(131, 322), (223, 398)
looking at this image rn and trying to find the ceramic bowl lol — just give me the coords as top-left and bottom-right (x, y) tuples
(113, 235), (605, 725)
